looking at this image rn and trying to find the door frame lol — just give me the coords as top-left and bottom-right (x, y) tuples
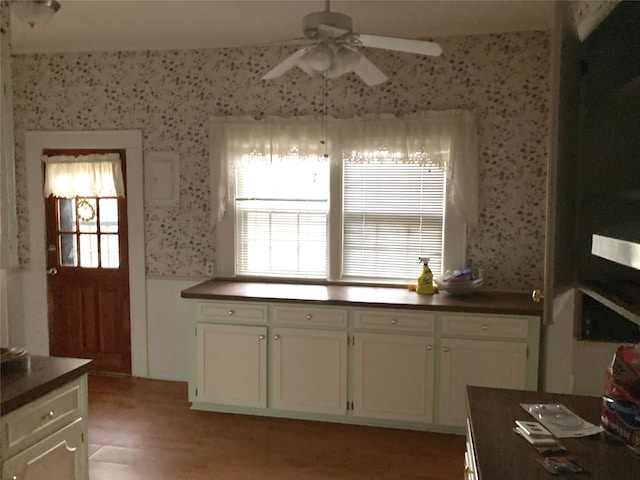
(25, 130), (148, 376)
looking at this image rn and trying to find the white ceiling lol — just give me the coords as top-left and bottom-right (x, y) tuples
(8, 0), (554, 55)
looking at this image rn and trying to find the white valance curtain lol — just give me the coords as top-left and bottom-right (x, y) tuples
(43, 153), (125, 198)
(209, 110), (478, 228)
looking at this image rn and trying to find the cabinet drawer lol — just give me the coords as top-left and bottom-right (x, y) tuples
(2, 417), (84, 480)
(354, 309), (435, 333)
(272, 305), (347, 327)
(441, 314), (529, 339)
(1, 377), (83, 458)
(196, 302), (267, 324)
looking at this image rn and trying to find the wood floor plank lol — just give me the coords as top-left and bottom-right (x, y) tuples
(88, 374), (465, 479)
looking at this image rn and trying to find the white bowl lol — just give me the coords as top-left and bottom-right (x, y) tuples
(435, 272), (484, 296)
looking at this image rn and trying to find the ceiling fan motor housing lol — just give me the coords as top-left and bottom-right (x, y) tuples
(303, 11), (353, 38)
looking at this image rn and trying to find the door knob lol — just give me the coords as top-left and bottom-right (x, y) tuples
(532, 289), (543, 303)
(46, 267), (58, 275)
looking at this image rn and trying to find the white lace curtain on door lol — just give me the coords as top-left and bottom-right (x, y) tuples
(43, 153), (125, 198)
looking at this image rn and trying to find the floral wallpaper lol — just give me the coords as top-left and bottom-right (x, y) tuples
(11, 30), (550, 291)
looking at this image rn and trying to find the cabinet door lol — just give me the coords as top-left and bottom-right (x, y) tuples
(196, 324), (267, 408)
(271, 328), (347, 415)
(439, 338), (527, 426)
(2, 418), (84, 480)
(353, 333), (434, 422)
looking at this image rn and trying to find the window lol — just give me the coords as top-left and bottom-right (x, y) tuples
(235, 150), (329, 278)
(342, 157), (446, 281)
(212, 111), (477, 284)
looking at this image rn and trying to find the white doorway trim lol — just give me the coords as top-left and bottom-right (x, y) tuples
(25, 130), (148, 377)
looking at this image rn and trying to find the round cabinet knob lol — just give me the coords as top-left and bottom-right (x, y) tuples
(306, 314), (312, 320)
(259, 335), (265, 340)
(274, 335), (280, 340)
(426, 345), (432, 351)
(531, 289), (544, 303)
(481, 325), (488, 331)
(227, 310), (234, 316)
(43, 411), (54, 420)
(443, 347), (450, 353)
(46, 267), (58, 275)
(391, 319), (398, 325)
(12, 475), (18, 480)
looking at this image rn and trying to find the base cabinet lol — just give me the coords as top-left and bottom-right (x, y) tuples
(271, 328), (347, 415)
(439, 338), (527, 426)
(1, 376), (88, 480)
(352, 333), (434, 422)
(2, 419), (84, 480)
(189, 300), (539, 432)
(195, 323), (267, 408)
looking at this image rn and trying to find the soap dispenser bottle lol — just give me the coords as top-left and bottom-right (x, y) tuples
(416, 257), (435, 295)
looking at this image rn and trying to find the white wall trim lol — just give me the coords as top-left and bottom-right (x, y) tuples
(24, 130), (148, 376)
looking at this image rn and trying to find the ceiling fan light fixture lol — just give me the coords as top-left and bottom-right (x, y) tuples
(11, 0), (61, 28)
(331, 46), (361, 74)
(299, 44), (333, 72)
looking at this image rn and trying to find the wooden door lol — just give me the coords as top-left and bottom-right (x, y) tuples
(44, 149), (131, 374)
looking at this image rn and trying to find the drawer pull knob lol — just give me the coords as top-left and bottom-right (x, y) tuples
(259, 335), (265, 340)
(306, 314), (312, 320)
(227, 310), (234, 316)
(426, 345), (432, 351)
(12, 476), (17, 480)
(481, 325), (488, 331)
(443, 347), (450, 353)
(44, 411), (54, 420)
(391, 319), (398, 325)
(274, 335), (280, 340)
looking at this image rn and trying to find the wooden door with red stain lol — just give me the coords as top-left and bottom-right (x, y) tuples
(44, 149), (131, 374)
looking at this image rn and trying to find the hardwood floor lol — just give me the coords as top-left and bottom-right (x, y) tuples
(88, 374), (465, 479)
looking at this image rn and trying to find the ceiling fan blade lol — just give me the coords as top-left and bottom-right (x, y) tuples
(357, 34), (443, 56)
(262, 48), (309, 80)
(316, 23), (350, 37)
(352, 54), (388, 86)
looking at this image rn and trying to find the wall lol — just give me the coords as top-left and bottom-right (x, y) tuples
(12, 31), (550, 291)
(10, 31), (550, 380)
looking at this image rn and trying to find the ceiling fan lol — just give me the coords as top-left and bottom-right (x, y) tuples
(262, 0), (442, 86)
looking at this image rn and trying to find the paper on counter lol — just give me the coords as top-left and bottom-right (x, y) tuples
(521, 403), (603, 438)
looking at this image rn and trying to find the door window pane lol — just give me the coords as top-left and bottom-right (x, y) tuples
(100, 234), (120, 268)
(99, 198), (119, 232)
(58, 199), (76, 232)
(59, 234), (78, 266)
(78, 198), (98, 232)
(79, 234), (99, 267)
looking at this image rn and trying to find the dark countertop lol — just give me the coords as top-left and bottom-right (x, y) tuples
(181, 279), (543, 316)
(466, 386), (639, 479)
(1, 355), (92, 415)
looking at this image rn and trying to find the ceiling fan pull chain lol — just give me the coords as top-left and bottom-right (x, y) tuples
(321, 73), (329, 159)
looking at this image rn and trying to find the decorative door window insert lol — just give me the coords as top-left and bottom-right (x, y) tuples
(57, 197), (120, 268)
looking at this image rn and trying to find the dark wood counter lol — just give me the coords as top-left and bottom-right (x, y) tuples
(181, 279), (543, 316)
(466, 386), (639, 479)
(1, 355), (92, 415)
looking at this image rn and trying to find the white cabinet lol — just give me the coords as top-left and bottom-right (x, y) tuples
(188, 299), (539, 432)
(438, 338), (527, 426)
(2, 419), (84, 480)
(271, 327), (347, 415)
(353, 332), (434, 422)
(195, 323), (267, 408)
(1, 376), (88, 480)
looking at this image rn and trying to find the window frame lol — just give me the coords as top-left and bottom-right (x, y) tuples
(216, 156), (467, 284)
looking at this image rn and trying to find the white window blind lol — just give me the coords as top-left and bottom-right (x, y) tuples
(234, 151), (329, 278)
(343, 159), (446, 281)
